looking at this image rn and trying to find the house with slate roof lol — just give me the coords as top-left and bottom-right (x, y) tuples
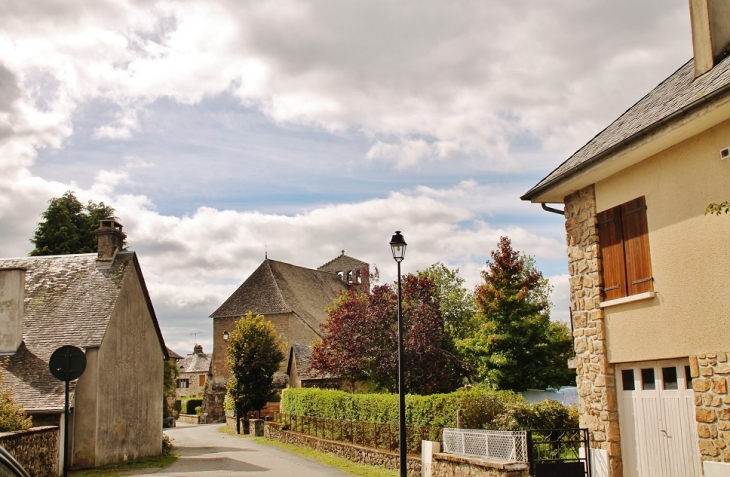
(204, 252), (368, 420)
(175, 344), (211, 399)
(0, 220), (168, 471)
(522, 2), (730, 476)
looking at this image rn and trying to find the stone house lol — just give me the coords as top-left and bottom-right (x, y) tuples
(175, 344), (211, 399)
(0, 220), (168, 470)
(205, 252), (368, 419)
(522, 2), (730, 476)
(286, 343), (341, 389)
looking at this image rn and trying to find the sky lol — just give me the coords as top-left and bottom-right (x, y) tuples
(0, 0), (694, 356)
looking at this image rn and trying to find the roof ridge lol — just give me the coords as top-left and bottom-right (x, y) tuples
(264, 260), (294, 313)
(317, 253), (367, 270)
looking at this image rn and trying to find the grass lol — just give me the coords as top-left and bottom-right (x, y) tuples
(69, 453), (178, 476)
(219, 425), (398, 477)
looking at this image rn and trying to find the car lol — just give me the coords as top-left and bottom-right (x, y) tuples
(0, 446), (30, 477)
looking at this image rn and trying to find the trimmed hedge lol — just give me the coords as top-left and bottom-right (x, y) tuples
(180, 398), (203, 415)
(281, 387), (577, 431)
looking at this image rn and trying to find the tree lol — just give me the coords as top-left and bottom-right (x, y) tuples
(459, 236), (574, 391)
(418, 262), (477, 341)
(309, 274), (467, 394)
(0, 373), (32, 432)
(163, 360), (179, 419)
(30, 191), (117, 256)
(226, 312), (286, 434)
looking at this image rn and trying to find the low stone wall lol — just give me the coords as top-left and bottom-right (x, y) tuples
(0, 426), (59, 477)
(431, 453), (529, 477)
(177, 413), (200, 424)
(265, 422), (422, 476)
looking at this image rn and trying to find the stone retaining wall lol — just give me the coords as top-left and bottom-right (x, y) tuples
(265, 422), (422, 476)
(0, 426), (59, 477)
(177, 413), (200, 424)
(431, 453), (529, 477)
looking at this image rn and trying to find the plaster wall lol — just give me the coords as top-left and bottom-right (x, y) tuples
(72, 347), (99, 468)
(594, 117), (730, 363)
(0, 269), (24, 354)
(92, 262), (164, 467)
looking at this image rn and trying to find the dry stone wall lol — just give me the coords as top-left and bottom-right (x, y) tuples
(691, 352), (730, 462)
(0, 426), (59, 477)
(565, 185), (622, 477)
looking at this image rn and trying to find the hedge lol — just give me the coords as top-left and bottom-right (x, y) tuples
(281, 387), (577, 431)
(180, 398), (203, 415)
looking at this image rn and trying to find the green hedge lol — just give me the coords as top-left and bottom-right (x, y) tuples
(281, 387), (577, 431)
(180, 398), (203, 415)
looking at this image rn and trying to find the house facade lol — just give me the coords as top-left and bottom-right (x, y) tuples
(0, 220), (168, 470)
(523, 2), (730, 476)
(176, 344), (211, 399)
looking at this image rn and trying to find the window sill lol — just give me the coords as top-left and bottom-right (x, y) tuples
(600, 291), (655, 308)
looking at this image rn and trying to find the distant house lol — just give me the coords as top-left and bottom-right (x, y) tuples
(0, 220), (168, 470)
(522, 2), (730, 476)
(204, 252), (368, 420)
(176, 344), (211, 399)
(286, 343), (341, 389)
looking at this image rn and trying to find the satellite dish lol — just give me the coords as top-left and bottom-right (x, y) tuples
(49, 345), (86, 382)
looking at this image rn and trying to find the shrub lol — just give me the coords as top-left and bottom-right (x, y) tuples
(0, 374), (31, 432)
(281, 387), (577, 431)
(174, 400), (182, 413)
(195, 406), (202, 416)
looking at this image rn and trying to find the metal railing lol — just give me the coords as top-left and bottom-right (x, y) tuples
(442, 428), (528, 462)
(272, 412), (441, 455)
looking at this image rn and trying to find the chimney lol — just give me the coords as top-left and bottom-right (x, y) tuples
(95, 220), (126, 262)
(0, 268), (25, 355)
(689, 0), (730, 77)
(193, 344), (203, 355)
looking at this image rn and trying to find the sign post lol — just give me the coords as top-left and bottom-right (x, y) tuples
(49, 345), (87, 477)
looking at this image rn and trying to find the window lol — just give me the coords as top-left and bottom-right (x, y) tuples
(622, 369), (635, 391)
(199, 375), (206, 387)
(641, 368), (656, 390)
(177, 379), (189, 389)
(597, 196), (653, 301)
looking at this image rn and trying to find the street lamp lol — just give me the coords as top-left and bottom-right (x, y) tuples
(389, 231), (407, 477)
(223, 330), (229, 342)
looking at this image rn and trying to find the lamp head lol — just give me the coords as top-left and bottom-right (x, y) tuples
(389, 231), (407, 263)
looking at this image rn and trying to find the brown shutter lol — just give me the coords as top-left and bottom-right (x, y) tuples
(597, 205), (628, 300)
(621, 196), (653, 295)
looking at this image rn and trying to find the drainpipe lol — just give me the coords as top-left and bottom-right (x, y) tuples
(541, 203), (565, 216)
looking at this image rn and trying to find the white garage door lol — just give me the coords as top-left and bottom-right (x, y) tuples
(617, 359), (701, 477)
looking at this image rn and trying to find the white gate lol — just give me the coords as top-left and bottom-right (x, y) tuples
(617, 359), (702, 477)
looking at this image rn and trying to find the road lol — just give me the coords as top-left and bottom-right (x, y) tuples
(129, 423), (354, 476)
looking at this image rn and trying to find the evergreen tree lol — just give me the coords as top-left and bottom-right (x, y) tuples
(226, 312), (286, 433)
(30, 191), (117, 256)
(460, 236), (574, 391)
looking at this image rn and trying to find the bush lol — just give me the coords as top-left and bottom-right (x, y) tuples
(162, 435), (174, 455)
(0, 374), (31, 432)
(174, 400), (182, 413)
(195, 406), (202, 415)
(281, 387), (577, 431)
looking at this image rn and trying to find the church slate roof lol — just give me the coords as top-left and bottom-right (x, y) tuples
(209, 259), (349, 336)
(0, 252), (166, 412)
(523, 54), (730, 200)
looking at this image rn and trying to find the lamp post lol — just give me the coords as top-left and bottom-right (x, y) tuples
(389, 230), (407, 477)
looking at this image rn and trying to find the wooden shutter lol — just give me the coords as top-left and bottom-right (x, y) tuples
(621, 196), (653, 295)
(597, 205), (628, 300)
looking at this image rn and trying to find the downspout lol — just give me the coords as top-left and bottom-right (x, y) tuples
(541, 203), (565, 216)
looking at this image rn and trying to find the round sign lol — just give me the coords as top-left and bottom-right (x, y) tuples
(49, 345), (87, 382)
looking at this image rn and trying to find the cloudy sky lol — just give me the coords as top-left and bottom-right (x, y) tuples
(1, 0), (693, 355)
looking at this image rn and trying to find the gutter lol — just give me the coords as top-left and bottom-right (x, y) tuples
(522, 80), (730, 202)
(541, 203), (565, 215)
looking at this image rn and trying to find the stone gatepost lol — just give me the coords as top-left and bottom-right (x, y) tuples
(565, 185), (622, 477)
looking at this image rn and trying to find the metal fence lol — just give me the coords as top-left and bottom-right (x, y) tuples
(527, 428), (591, 477)
(442, 428), (528, 462)
(272, 412), (441, 455)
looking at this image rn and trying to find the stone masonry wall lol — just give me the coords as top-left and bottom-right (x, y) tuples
(691, 352), (730, 463)
(565, 185), (622, 477)
(0, 426), (59, 477)
(431, 453), (529, 477)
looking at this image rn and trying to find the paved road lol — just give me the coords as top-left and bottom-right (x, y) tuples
(129, 423), (354, 476)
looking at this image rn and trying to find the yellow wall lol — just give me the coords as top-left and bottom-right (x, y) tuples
(595, 117), (730, 363)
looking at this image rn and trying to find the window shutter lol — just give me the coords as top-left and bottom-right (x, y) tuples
(621, 196), (653, 295)
(597, 205), (628, 300)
